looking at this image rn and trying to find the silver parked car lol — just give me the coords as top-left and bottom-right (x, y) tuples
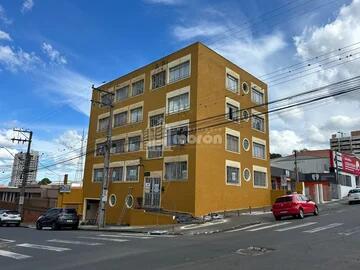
(0, 209), (22, 226)
(348, 189), (360, 205)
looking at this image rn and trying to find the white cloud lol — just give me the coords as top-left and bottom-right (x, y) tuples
(42, 42), (67, 65)
(21, 0), (34, 13)
(174, 23), (227, 41)
(270, 130), (305, 155)
(0, 30), (11, 41)
(0, 45), (40, 72)
(322, 115), (360, 131)
(145, 0), (182, 5)
(0, 5), (11, 24)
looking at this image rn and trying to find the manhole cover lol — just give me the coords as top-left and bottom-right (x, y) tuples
(236, 246), (275, 256)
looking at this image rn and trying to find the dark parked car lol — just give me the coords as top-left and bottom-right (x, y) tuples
(36, 208), (79, 230)
(272, 194), (319, 220)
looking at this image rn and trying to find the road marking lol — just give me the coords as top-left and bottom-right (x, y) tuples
(247, 222), (292, 232)
(0, 250), (31, 260)
(78, 237), (129, 243)
(16, 243), (71, 252)
(97, 234), (152, 239)
(226, 223), (270, 233)
(47, 239), (103, 246)
(303, 223), (343, 233)
(275, 222), (318, 232)
(180, 219), (227, 230)
(338, 226), (360, 236)
(0, 238), (16, 243)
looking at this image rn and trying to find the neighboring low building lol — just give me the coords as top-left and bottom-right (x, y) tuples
(10, 151), (39, 187)
(83, 42), (271, 225)
(271, 150), (360, 203)
(57, 183), (83, 217)
(0, 184), (58, 222)
(330, 130), (360, 156)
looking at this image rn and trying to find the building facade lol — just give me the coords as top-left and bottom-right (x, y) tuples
(330, 130), (360, 156)
(83, 42), (271, 225)
(10, 151), (39, 187)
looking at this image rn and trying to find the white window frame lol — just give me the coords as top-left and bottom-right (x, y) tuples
(253, 165), (268, 189)
(252, 136), (267, 160)
(165, 119), (189, 147)
(225, 97), (240, 122)
(163, 155), (188, 182)
(225, 128), (240, 154)
(146, 142), (163, 160)
(110, 161), (125, 183)
(225, 160), (241, 186)
(97, 113), (110, 132)
(243, 168), (251, 182)
(167, 54), (191, 84)
(166, 86), (190, 115)
(124, 159), (140, 182)
(225, 67), (240, 94)
(242, 138), (251, 151)
(92, 164), (104, 183)
(148, 108), (165, 128)
(251, 83), (265, 105)
(251, 109), (266, 133)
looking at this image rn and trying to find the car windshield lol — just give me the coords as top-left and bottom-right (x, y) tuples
(349, 189), (360, 194)
(5, 211), (19, 215)
(62, 209), (77, 214)
(275, 197), (293, 203)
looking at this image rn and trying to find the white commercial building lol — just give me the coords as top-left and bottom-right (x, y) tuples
(10, 151), (39, 187)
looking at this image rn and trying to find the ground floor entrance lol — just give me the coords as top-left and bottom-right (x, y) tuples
(143, 177), (161, 209)
(84, 198), (99, 224)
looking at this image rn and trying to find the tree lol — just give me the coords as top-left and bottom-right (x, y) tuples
(270, 153), (282, 159)
(38, 178), (52, 185)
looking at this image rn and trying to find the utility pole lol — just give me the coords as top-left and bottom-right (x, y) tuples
(11, 129), (33, 216)
(91, 85), (114, 228)
(293, 150), (299, 193)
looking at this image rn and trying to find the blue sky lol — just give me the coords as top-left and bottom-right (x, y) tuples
(1, 0), (360, 184)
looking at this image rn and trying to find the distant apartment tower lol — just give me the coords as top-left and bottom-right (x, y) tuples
(330, 130), (360, 156)
(10, 151), (39, 187)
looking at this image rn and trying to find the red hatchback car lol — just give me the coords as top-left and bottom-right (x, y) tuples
(272, 194), (319, 220)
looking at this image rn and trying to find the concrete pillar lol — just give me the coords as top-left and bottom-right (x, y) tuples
(314, 184), (320, 204)
(318, 184), (324, 204)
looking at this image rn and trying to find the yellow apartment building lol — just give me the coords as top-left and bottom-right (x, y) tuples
(82, 42), (271, 225)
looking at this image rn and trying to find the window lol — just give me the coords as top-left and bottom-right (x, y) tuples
(226, 74), (238, 93)
(242, 110), (250, 122)
(98, 117), (110, 132)
(243, 138), (250, 151)
(226, 134), (239, 153)
(253, 142), (266, 159)
(226, 166), (239, 184)
(148, 145), (163, 159)
(130, 107), (143, 123)
(115, 86), (129, 101)
(168, 93), (189, 113)
(169, 61), (190, 83)
(167, 126), (188, 146)
(96, 142), (106, 156)
(111, 167), (123, 182)
(112, 139), (125, 153)
(254, 170), (267, 187)
(131, 80), (144, 96)
(114, 111), (128, 127)
(243, 168), (251, 181)
(126, 165), (138, 181)
(152, 70), (166, 89)
(165, 161), (187, 180)
(339, 174), (352, 187)
(226, 103), (240, 121)
(128, 135), (141, 152)
(149, 113), (164, 127)
(242, 82), (249, 94)
(251, 88), (264, 104)
(93, 168), (103, 182)
(252, 115), (265, 132)
(109, 194), (117, 207)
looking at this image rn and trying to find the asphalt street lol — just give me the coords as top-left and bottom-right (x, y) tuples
(1, 202), (360, 270)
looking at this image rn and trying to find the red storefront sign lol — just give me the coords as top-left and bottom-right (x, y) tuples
(330, 151), (360, 176)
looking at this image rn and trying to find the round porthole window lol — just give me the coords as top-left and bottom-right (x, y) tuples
(109, 194), (117, 207)
(243, 138), (250, 151)
(243, 168), (251, 182)
(125, 194), (134, 209)
(242, 110), (250, 122)
(242, 82), (249, 94)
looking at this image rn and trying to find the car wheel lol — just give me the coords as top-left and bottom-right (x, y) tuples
(72, 225), (79, 230)
(298, 209), (304, 219)
(349, 201), (353, 205)
(36, 222), (42, 230)
(314, 206), (319, 216)
(51, 222), (58, 230)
